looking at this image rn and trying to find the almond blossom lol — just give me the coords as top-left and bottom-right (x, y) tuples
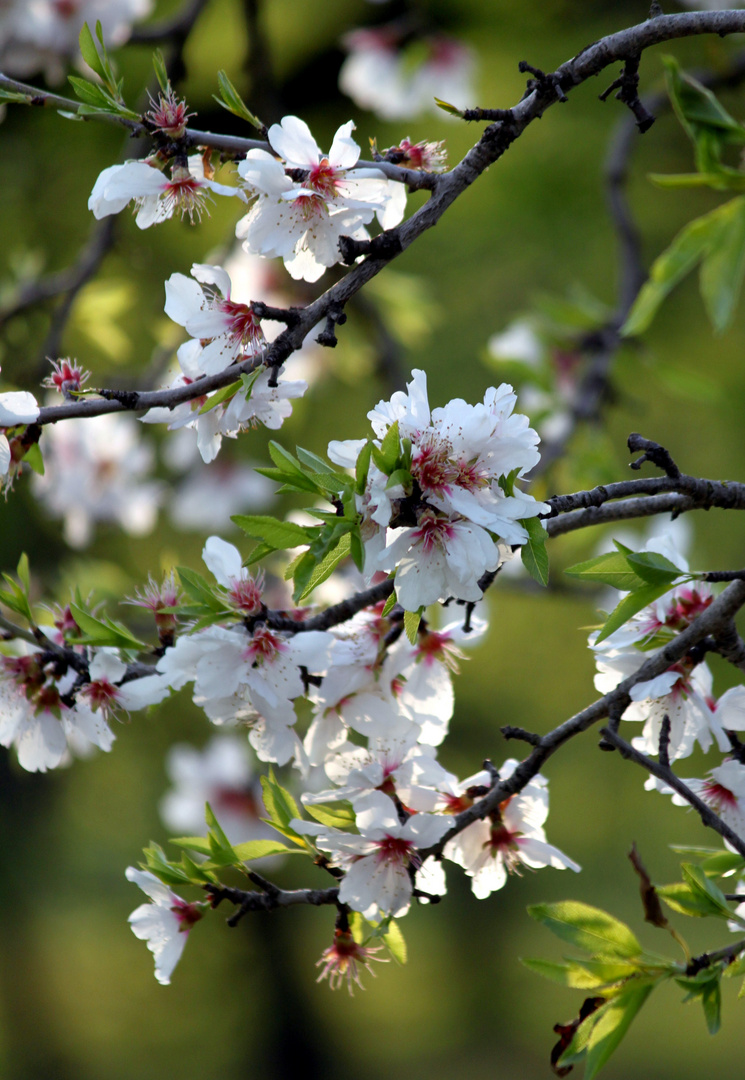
(236, 116), (406, 282)
(32, 412), (163, 548)
(292, 790), (454, 921)
(339, 28), (475, 121)
(89, 155), (243, 229)
(126, 868), (204, 986)
(140, 339), (307, 464)
(160, 735), (277, 848)
(164, 264), (266, 376)
(329, 369), (546, 610)
(645, 758), (745, 840)
(443, 760), (580, 898)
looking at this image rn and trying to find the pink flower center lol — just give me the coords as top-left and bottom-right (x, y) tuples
(412, 440), (456, 495)
(308, 159), (341, 200)
(375, 834), (414, 865)
(85, 679), (119, 711)
(171, 898), (203, 932)
(702, 780), (738, 810)
(161, 174), (211, 223)
(665, 589), (713, 631)
(413, 511), (455, 554)
(245, 626), (285, 665)
(292, 192), (328, 221)
(229, 576), (263, 614)
(217, 299), (265, 355)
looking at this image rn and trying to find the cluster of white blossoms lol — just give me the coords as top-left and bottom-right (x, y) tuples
(0, 643), (169, 772)
(590, 536), (745, 839)
(141, 262), (307, 463)
(236, 116), (407, 282)
(339, 28), (475, 121)
(329, 368), (548, 611)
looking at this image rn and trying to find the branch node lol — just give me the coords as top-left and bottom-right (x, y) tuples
(518, 61), (568, 103)
(599, 55), (655, 133)
(315, 303), (347, 348)
(658, 713), (671, 768)
(627, 433), (681, 478)
(97, 388), (141, 409)
(500, 725), (542, 746)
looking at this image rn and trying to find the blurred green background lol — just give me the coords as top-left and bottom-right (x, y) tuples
(3, 1), (745, 1077)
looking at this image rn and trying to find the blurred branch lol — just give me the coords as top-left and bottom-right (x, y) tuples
(128, 0), (211, 45)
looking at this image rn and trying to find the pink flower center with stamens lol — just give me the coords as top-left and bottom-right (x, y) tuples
(160, 172), (212, 223)
(85, 679), (119, 711)
(292, 192), (328, 221)
(217, 299), (265, 354)
(375, 834), (414, 865)
(412, 440), (456, 495)
(244, 626), (285, 665)
(413, 511), (455, 554)
(229, 576), (263, 614)
(308, 159), (341, 200)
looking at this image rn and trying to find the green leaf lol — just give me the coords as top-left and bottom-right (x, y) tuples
(176, 567), (224, 610)
(699, 850), (745, 877)
(681, 863), (732, 917)
(528, 901), (642, 958)
(231, 839), (297, 862)
(21, 442), (44, 475)
(385, 468), (414, 492)
(583, 983), (654, 1080)
(303, 801), (356, 830)
(564, 551), (646, 591)
(381, 918), (407, 964)
(296, 533), (351, 602)
(699, 196), (745, 331)
(78, 21), (106, 80)
(594, 581), (675, 645)
(355, 441), (372, 494)
(152, 49), (169, 93)
(622, 205), (730, 337)
(168, 836), (213, 857)
(15, 553), (30, 594)
(198, 379), (242, 413)
(205, 802), (234, 852)
(434, 97), (465, 117)
(404, 608), (422, 644)
(231, 514), (314, 550)
(68, 603), (145, 650)
(381, 590), (397, 617)
(521, 956), (638, 990)
(625, 551), (683, 586)
(372, 420), (401, 475)
(214, 70), (263, 129)
(664, 56), (745, 143)
(260, 772), (304, 844)
(296, 447), (336, 474)
(520, 517), (549, 586)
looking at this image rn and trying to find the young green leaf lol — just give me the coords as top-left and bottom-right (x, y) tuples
(231, 514), (315, 549)
(520, 516), (549, 586)
(625, 550), (683, 586)
(296, 533), (351, 602)
(214, 70), (263, 129)
(593, 581), (675, 645)
(528, 900), (643, 958)
(583, 983), (654, 1080)
(404, 608), (422, 644)
(152, 49), (169, 93)
(565, 550), (645, 591)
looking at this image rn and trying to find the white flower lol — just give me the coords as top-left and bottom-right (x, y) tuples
(89, 155), (243, 229)
(33, 413), (163, 548)
(141, 346), (306, 465)
(444, 760), (580, 898)
(126, 868), (203, 985)
(340, 29), (475, 121)
(646, 759), (745, 841)
(237, 116), (406, 282)
(160, 735), (276, 848)
(164, 264), (265, 376)
(293, 790), (453, 921)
